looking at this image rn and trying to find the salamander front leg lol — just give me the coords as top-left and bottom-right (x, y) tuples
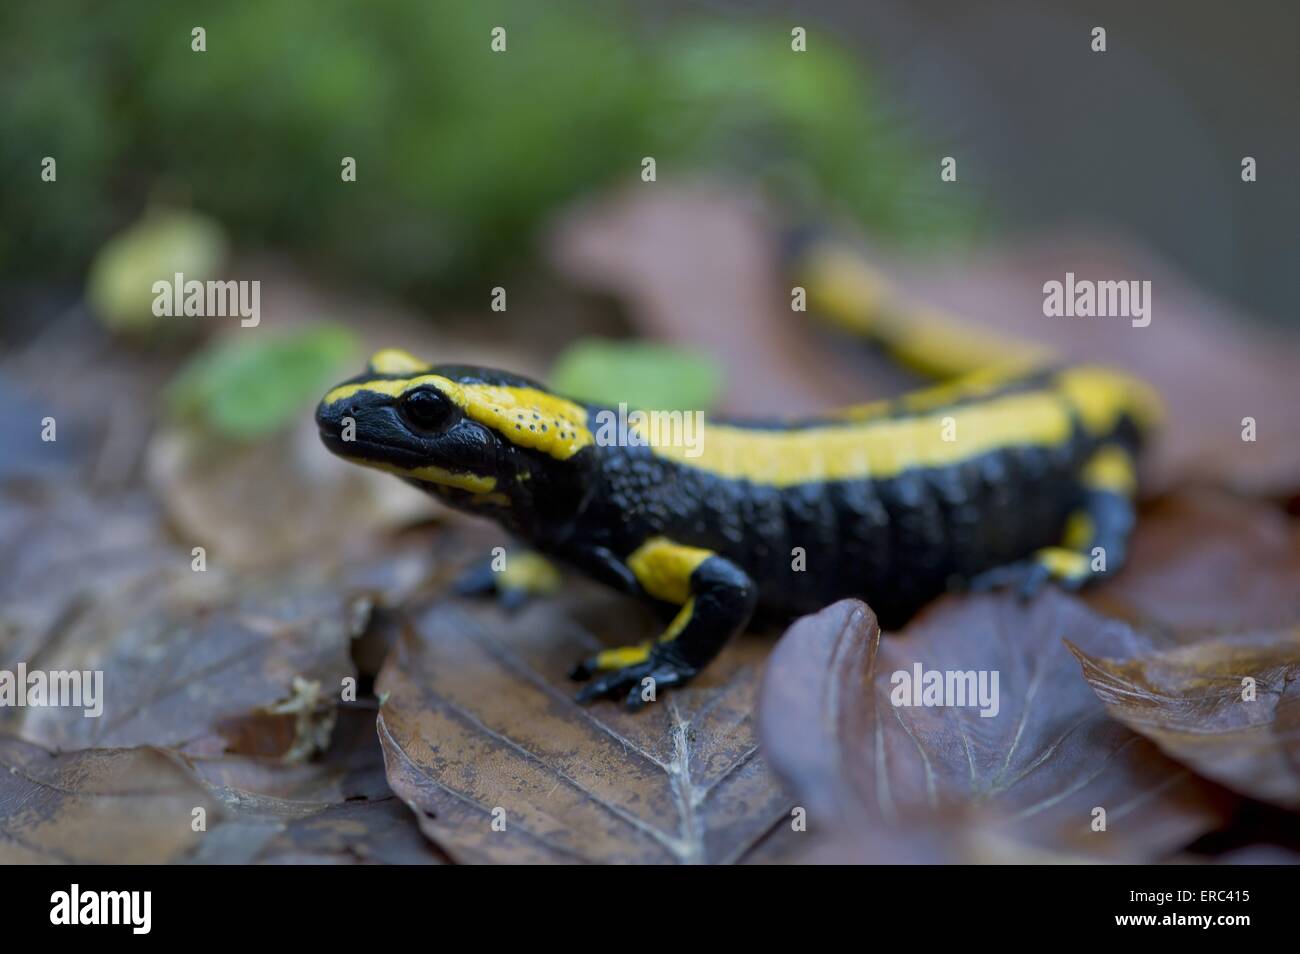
(569, 538), (757, 710)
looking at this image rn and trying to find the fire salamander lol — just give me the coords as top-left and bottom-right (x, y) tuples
(316, 233), (1162, 708)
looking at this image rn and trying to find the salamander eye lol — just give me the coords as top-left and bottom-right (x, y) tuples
(399, 387), (457, 433)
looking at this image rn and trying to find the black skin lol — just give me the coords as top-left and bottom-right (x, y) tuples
(317, 364), (1141, 707)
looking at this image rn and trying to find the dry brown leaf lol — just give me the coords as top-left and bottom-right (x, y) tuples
(0, 482), (223, 670)
(551, 182), (921, 417)
(0, 706), (440, 864)
(1070, 629), (1300, 811)
(0, 477), (408, 762)
(191, 795), (441, 864)
(146, 416), (433, 574)
(1085, 490), (1300, 636)
(376, 589), (792, 864)
(0, 308), (179, 491)
(8, 588), (365, 759)
(760, 595), (1234, 863)
(906, 236), (1300, 496)
(187, 706), (447, 864)
(0, 736), (224, 864)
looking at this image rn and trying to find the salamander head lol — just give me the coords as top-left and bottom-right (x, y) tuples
(316, 349), (595, 507)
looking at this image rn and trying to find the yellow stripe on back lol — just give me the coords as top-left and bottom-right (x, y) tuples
(642, 389), (1074, 487)
(802, 245), (1052, 379)
(829, 364), (1035, 423)
(1056, 366), (1163, 436)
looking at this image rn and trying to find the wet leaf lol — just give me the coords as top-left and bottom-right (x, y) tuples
(376, 589), (792, 864)
(760, 596), (1234, 862)
(0, 737), (224, 863)
(1070, 629), (1300, 810)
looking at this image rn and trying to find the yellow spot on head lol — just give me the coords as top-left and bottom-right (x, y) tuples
(461, 382), (593, 459)
(320, 373), (594, 460)
(368, 348), (430, 375)
(321, 375), (443, 407)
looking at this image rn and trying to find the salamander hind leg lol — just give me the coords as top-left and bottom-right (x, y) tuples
(570, 538), (757, 710)
(969, 444), (1138, 598)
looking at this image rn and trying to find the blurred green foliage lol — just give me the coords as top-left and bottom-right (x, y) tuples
(167, 324), (358, 440)
(548, 338), (722, 411)
(1, 0), (972, 298)
(86, 208), (228, 334)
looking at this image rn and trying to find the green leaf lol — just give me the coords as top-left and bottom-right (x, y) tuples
(547, 339), (722, 411)
(167, 325), (358, 440)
